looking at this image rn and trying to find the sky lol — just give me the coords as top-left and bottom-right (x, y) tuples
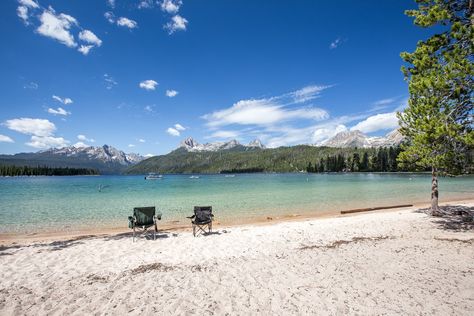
(0, 0), (427, 156)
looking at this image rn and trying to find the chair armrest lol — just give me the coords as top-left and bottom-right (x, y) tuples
(154, 214), (162, 221)
(128, 216), (136, 228)
(186, 215), (195, 219)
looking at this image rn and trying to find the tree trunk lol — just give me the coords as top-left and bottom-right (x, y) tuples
(431, 166), (441, 216)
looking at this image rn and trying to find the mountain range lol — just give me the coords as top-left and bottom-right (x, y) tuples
(0, 129), (404, 174)
(0, 145), (144, 174)
(323, 129), (404, 148)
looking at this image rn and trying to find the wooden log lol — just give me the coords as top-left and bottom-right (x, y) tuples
(341, 204), (413, 215)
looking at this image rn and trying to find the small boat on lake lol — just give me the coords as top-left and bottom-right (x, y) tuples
(224, 174), (235, 178)
(189, 175), (200, 179)
(145, 173), (163, 180)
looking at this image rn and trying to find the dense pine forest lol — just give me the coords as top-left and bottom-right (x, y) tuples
(0, 165), (99, 176)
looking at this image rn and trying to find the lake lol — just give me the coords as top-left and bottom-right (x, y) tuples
(0, 173), (473, 234)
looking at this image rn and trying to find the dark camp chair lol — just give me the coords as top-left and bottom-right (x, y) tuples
(187, 206), (214, 237)
(128, 207), (162, 241)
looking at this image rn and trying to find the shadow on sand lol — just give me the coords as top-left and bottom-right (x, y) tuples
(419, 205), (474, 232)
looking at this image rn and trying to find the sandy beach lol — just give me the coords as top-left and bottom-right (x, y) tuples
(1, 201), (473, 315)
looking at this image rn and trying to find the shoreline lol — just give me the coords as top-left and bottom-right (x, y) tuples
(1, 200), (473, 314)
(2, 197), (473, 246)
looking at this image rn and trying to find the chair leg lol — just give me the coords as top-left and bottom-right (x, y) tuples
(133, 226), (135, 242)
(193, 225), (196, 237)
(154, 223), (157, 240)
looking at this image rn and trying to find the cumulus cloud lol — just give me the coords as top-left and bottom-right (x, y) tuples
(144, 105), (155, 113)
(139, 79), (158, 90)
(26, 135), (69, 149)
(17, 6), (29, 24)
(78, 45), (94, 55)
(160, 0), (182, 14)
(128, 144), (135, 148)
(0, 134), (14, 143)
(47, 107), (70, 116)
(78, 30), (102, 46)
(77, 134), (95, 142)
(164, 15), (188, 34)
(18, 2), (101, 55)
(312, 124), (347, 144)
(52, 95), (73, 104)
(3, 118), (56, 137)
(165, 89), (178, 97)
(138, 139), (146, 143)
(107, 0), (115, 8)
(36, 8), (78, 47)
(166, 127), (180, 137)
(19, 0), (39, 8)
(350, 112), (399, 133)
(117, 17), (138, 29)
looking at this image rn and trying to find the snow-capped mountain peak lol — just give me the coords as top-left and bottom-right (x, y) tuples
(179, 137), (266, 152)
(40, 145), (144, 165)
(322, 129), (404, 148)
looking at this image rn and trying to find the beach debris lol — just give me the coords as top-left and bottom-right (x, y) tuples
(299, 235), (393, 250)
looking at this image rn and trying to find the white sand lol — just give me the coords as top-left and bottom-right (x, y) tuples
(1, 203), (473, 315)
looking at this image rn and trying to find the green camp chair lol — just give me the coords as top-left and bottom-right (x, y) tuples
(128, 207), (162, 241)
(187, 206), (214, 237)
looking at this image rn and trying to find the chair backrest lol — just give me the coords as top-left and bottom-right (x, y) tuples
(194, 206), (212, 222)
(133, 207), (155, 225)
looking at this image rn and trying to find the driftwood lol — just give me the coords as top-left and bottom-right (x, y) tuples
(341, 204), (413, 215)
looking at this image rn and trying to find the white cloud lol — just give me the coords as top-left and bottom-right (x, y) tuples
(138, 139), (146, 143)
(36, 8), (78, 48)
(19, 0), (39, 9)
(138, 0), (154, 9)
(203, 98), (328, 128)
(77, 134), (95, 142)
(117, 17), (138, 29)
(104, 11), (115, 23)
(144, 105), (155, 112)
(174, 123), (185, 131)
(312, 124), (347, 144)
(47, 107), (70, 116)
(107, 0), (115, 8)
(128, 144), (135, 148)
(104, 74), (117, 89)
(78, 45), (94, 55)
(52, 95), (73, 104)
(139, 79), (158, 90)
(73, 141), (88, 148)
(3, 118), (56, 137)
(165, 89), (178, 97)
(0, 134), (14, 143)
(329, 38), (342, 49)
(164, 15), (188, 34)
(144, 153), (154, 158)
(292, 85), (329, 103)
(79, 30), (102, 46)
(373, 98), (395, 107)
(26, 135), (69, 149)
(160, 0), (182, 14)
(350, 112), (399, 133)
(166, 127), (180, 136)
(208, 130), (240, 139)
(23, 82), (39, 89)
(17, 6), (29, 24)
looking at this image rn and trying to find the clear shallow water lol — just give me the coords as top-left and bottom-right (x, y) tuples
(0, 173), (472, 234)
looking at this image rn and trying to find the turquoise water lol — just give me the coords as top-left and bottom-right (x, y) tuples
(0, 173), (473, 234)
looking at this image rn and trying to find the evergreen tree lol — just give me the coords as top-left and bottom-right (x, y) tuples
(398, 0), (474, 215)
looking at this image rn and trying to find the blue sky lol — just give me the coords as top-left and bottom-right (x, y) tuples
(0, 0), (425, 156)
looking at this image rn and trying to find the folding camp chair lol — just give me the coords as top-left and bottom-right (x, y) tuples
(128, 207), (161, 241)
(187, 206), (214, 237)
